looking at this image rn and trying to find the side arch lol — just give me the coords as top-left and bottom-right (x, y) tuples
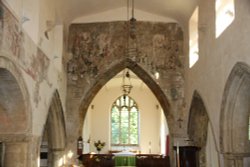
(188, 90), (209, 167)
(40, 90), (67, 167)
(220, 62), (250, 154)
(0, 56), (32, 167)
(78, 58), (172, 135)
(0, 56), (31, 134)
(188, 90), (209, 147)
(45, 90), (67, 150)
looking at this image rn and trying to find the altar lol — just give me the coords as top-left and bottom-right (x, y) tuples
(114, 156), (136, 167)
(113, 151), (136, 167)
(78, 153), (170, 167)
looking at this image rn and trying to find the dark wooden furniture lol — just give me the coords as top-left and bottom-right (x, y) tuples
(0, 142), (4, 167)
(79, 154), (114, 167)
(174, 146), (200, 167)
(78, 153), (170, 167)
(136, 154), (170, 167)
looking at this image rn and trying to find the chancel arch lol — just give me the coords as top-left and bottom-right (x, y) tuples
(79, 59), (172, 159)
(220, 62), (250, 166)
(66, 21), (183, 165)
(78, 58), (172, 136)
(40, 90), (67, 167)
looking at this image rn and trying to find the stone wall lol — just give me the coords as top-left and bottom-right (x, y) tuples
(66, 21), (185, 158)
(0, 2), (67, 167)
(68, 21), (184, 82)
(188, 91), (209, 167)
(0, 2), (51, 105)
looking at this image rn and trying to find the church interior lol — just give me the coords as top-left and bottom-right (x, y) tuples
(0, 0), (250, 166)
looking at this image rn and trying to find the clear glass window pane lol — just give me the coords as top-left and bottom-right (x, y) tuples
(111, 95), (139, 145)
(130, 134), (138, 144)
(111, 123), (119, 133)
(112, 133), (119, 144)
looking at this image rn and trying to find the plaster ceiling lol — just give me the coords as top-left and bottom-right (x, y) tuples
(57, 0), (198, 25)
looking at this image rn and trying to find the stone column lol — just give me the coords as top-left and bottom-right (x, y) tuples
(0, 134), (40, 167)
(223, 154), (244, 167)
(4, 142), (29, 167)
(50, 149), (67, 167)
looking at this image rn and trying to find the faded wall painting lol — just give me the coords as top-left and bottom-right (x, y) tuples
(68, 22), (183, 85)
(0, 68), (27, 133)
(0, 2), (51, 105)
(66, 21), (185, 141)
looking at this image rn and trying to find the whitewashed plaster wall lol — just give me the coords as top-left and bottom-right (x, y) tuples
(206, 122), (219, 167)
(0, 1), (67, 166)
(1, 0), (66, 136)
(73, 7), (176, 23)
(82, 77), (168, 154)
(2, 0), (22, 17)
(184, 0), (250, 166)
(2, 0), (40, 43)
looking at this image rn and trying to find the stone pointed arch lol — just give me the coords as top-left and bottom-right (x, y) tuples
(46, 90), (67, 150)
(188, 90), (209, 167)
(188, 90), (209, 147)
(0, 56), (31, 134)
(40, 90), (67, 167)
(78, 58), (172, 135)
(0, 56), (31, 167)
(220, 62), (250, 155)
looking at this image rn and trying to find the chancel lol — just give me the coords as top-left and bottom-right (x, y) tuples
(0, 0), (250, 167)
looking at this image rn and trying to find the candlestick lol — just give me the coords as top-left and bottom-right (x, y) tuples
(177, 142), (179, 154)
(176, 142), (180, 167)
(166, 135), (170, 156)
(149, 141), (151, 154)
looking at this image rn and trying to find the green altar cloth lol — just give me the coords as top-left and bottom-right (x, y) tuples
(114, 156), (136, 167)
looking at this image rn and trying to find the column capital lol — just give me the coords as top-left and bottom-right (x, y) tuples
(223, 152), (250, 160)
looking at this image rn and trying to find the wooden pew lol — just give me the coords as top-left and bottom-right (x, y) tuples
(136, 154), (170, 167)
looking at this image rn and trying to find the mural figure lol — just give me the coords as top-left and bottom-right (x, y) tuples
(67, 22), (184, 98)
